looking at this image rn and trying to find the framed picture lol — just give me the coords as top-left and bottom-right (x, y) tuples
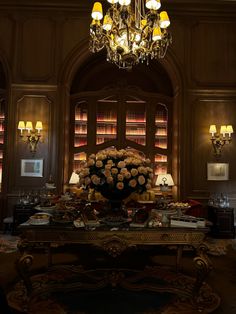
(207, 163), (229, 181)
(21, 159), (43, 177)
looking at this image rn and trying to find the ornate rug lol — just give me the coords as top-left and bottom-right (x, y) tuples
(204, 237), (236, 256)
(7, 265), (220, 314)
(0, 234), (20, 253)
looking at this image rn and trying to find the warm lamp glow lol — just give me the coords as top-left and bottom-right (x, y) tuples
(155, 174), (174, 187)
(18, 121), (25, 131)
(103, 15), (113, 31)
(209, 124), (233, 157)
(90, 0), (171, 70)
(69, 172), (80, 184)
(35, 121), (43, 132)
(17, 120), (44, 154)
(220, 125), (227, 137)
(226, 125), (233, 136)
(146, 0), (161, 10)
(152, 26), (162, 41)
(209, 124), (216, 136)
(92, 2), (103, 21)
(119, 0), (131, 5)
(25, 121), (33, 131)
(160, 11), (170, 28)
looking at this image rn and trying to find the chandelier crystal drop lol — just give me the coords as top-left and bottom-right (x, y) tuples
(89, 0), (172, 70)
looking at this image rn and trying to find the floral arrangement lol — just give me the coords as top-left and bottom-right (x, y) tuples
(78, 148), (154, 200)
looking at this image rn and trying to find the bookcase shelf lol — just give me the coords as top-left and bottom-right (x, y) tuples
(0, 97), (5, 192)
(71, 91), (172, 179)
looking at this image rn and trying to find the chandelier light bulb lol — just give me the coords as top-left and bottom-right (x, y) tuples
(160, 11), (170, 28)
(141, 19), (147, 28)
(89, 0), (172, 69)
(146, 0), (161, 10)
(91, 2), (103, 20)
(103, 15), (113, 31)
(152, 26), (162, 41)
(118, 0), (131, 6)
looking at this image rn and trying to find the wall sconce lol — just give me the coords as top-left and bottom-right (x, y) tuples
(18, 120), (43, 154)
(209, 124), (233, 157)
(155, 173), (174, 192)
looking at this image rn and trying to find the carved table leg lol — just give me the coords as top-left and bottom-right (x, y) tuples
(176, 245), (183, 272)
(15, 253), (34, 295)
(193, 243), (213, 296)
(15, 239), (34, 295)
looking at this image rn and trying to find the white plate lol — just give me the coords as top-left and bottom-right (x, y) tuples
(35, 205), (57, 213)
(73, 220), (85, 228)
(28, 219), (50, 225)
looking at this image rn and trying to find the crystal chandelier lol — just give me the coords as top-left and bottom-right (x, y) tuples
(89, 0), (172, 70)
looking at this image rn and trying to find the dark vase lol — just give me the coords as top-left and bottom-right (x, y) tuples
(99, 188), (132, 203)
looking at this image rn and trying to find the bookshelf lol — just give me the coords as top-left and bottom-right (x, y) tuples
(96, 103), (117, 145)
(126, 105), (146, 146)
(74, 102), (88, 148)
(0, 97), (5, 192)
(71, 92), (172, 179)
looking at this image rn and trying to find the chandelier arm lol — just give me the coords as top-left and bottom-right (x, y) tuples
(89, 0), (171, 69)
(137, 24), (149, 45)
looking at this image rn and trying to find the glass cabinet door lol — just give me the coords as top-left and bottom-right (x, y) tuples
(155, 104), (168, 149)
(0, 98), (5, 191)
(154, 154), (167, 175)
(96, 101), (117, 145)
(74, 101), (88, 148)
(125, 102), (146, 146)
(73, 152), (87, 172)
(154, 103), (168, 176)
(71, 92), (172, 180)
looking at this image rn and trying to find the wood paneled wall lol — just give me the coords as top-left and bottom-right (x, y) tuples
(0, 0), (236, 221)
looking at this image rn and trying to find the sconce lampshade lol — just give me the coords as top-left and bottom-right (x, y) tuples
(25, 121), (33, 131)
(155, 173), (174, 187)
(35, 121), (43, 131)
(69, 172), (80, 184)
(209, 125), (216, 136)
(18, 121), (25, 130)
(220, 125), (227, 136)
(226, 125), (234, 135)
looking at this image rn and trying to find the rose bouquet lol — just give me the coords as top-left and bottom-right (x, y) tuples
(78, 148), (154, 201)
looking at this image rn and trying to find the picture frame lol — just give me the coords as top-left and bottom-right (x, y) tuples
(21, 159), (43, 177)
(207, 163), (229, 181)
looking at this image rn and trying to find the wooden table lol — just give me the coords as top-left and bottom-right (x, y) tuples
(15, 223), (218, 312)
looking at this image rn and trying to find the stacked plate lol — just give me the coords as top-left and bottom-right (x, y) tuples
(29, 212), (51, 225)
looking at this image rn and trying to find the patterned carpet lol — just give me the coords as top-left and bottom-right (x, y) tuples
(7, 265), (220, 314)
(2, 234), (235, 313)
(0, 234), (20, 253)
